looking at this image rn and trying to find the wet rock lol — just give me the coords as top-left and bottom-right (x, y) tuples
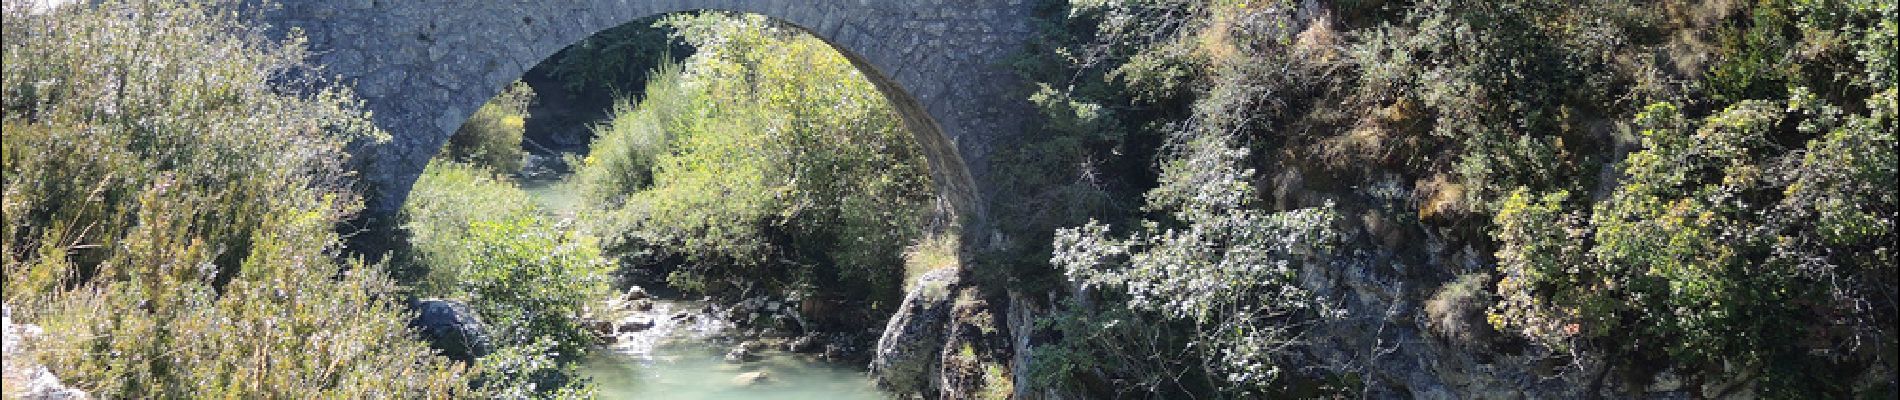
(584, 318), (614, 335)
(786, 334), (822, 353)
(724, 346), (757, 363)
(824, 343), (850, 363)
(625, 299), (654, 312)
(617, 318), (653, 333)
(623, 286), (649, 301)
(731, 371), (771, 386)
(776, 314), (804, 335)
(407, 298), (493, 361)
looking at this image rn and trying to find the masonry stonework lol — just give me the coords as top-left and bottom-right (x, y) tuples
(259, 1), (1039, 249)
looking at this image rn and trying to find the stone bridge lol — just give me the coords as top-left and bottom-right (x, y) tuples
(259, 0), (1041, 247)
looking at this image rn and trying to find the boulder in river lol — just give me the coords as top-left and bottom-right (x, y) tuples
(724, 346), (758, 363)
(626, 299), (655, 312)
(786, 334), (822, 353)
(617, 318), (654, 333)
(584, 318), (614, 335)
(408, 299), (494, 361)
(623, 286), (650, 301)
(731, 371), (771, 387)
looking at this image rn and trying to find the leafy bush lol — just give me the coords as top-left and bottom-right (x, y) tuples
(400, 161), (606, 398)
(1028, 0), (1896, 396)
(573, 13), (934, 304)
(1043, 98), (1339, 396)
(2, 1), (469, 396)
(1491, 93), (1896, 396)
(401, 160), (613, 397)
(442, 81), (534, 174)
(569, 61), (692, 203)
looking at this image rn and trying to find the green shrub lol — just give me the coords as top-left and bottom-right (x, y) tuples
(1045, 111), (1339, 397)
(574, 13), (934, 304)
(1424, 273), (1498, 350)
(403, 161), (612, 355)
(401, 160), (612, 398)
(570, 61), (693, 204)
(2, 1), (469, 397)
(442, 81), (534, 174)
(1025, 0), (1896, 396)
(1491, 93), (1896, 396)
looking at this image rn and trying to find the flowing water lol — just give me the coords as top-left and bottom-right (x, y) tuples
(518, 164), (885, 399)
(578, 299), (885, 400)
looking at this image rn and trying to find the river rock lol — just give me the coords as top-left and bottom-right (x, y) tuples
(617, 318), (654, 333)
(623, 286), (649, 301)
(786, 334), (822, 353)
(724, 346), (757, 363)
(626, 299), (654, 312)
(584, 318), (614, 335)
(731, 371), (771, 386)
(407, 298), (494, 361)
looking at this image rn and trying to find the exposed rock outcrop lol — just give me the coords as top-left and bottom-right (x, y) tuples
(3, 307), (88, 400)
(407, 298), (494, 361)
(870, 268), (959, 396)
(871, 268), (1022, 399)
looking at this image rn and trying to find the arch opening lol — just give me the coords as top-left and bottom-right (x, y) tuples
(404, 9), (995, 396)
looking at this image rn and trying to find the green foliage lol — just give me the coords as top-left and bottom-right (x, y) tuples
(1, 1), (469, 397)
(574, 13), (934, 304)
(1491, 91), (1896, 396)
(401, 160), (613, 398)
(537, 17), (685, 96)
(569, 61), (693, 203)
(1046, 118), (1339, 396)
(1350, 0), (1639, 211)
(1028, 0), (1896, 396)
(471, 337), (595, 400)
(443, 81), (534, 174)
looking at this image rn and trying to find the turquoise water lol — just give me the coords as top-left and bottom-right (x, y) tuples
(583, 343), (884, 399)
(522, 166), (884, 399)
(578, 300), (884, 400)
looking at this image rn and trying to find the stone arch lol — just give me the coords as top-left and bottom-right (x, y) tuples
(259, 1), (1038, 248)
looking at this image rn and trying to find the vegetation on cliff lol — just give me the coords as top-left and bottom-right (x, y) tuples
(1017, 0), (1896, 397)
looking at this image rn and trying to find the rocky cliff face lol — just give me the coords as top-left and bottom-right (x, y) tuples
(872, 269), (1020, 399)
(1271, 170), (1760, 398)
(871, 269), (957, 396)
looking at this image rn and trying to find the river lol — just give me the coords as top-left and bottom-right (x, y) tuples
(579, 299), (884, 399)
(517, 162), (886, 399)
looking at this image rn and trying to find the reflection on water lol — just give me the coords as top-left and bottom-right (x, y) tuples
(579, 299), (884, 400)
